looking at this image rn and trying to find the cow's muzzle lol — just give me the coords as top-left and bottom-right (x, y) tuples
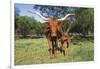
(51, 32), (57, 37)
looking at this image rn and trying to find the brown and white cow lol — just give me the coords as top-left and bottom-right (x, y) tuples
(28, 11), (74, 59)
(60, 33), (74, 56)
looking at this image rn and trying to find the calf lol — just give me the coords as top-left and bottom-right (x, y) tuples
(60, 33), (73, 56)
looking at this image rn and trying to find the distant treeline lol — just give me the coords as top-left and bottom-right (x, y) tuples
(15, 7), (94, 38)
(15, 16), (45, 38)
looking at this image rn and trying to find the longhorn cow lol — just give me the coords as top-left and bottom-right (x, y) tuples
(28, 10), (74, 59)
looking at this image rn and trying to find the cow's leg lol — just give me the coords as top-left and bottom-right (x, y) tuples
(66, 42), (69, 55)
(52, 38), (57, 58)
(54, 40), (57, 58)
(60, 43), (63, 56)
(47, 39), (53, 59)
(54, 47), (57, 58)
(63, 42), (67, 56)
(66, 48), (69, 56)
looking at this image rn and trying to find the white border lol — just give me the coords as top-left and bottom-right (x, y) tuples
(11, 0), (95, 69)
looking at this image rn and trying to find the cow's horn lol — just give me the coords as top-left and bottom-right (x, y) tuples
(58, 14), (75, 21)
(28, 10), (49, 21)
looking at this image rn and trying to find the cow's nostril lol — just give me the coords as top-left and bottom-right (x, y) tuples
(51, 33), (57, 36)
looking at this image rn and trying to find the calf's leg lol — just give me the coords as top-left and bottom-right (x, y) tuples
(63, 42), (67, 56)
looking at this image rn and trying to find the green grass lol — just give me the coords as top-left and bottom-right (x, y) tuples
(15, 37), (94, 65)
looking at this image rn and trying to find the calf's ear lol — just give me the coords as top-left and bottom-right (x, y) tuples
(71, 36), (74, 39)
(58, 21), (64, 26)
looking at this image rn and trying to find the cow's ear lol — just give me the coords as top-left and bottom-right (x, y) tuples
(43, 22), (49, 28)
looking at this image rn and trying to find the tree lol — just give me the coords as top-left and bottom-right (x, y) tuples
(75, 8), (94, 36)
(15, 16), (44, 38)
(33, 5), (75, 18)
(15, 16), (36, 38)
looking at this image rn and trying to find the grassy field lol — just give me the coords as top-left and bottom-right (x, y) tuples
(15, 37), (94, 65)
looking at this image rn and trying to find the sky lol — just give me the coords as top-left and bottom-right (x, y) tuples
(15, 3), (44, 22)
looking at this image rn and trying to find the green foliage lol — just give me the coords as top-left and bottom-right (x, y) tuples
(15, 16), (44, 38)
(72, 8), (94, 36)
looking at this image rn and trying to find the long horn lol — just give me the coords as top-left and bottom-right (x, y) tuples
(58, 13), (75, 21)
(28, 10), (49, 21)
